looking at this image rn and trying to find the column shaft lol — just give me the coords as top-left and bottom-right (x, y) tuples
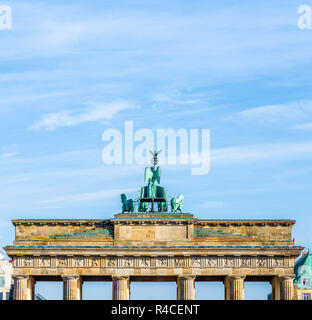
(280, 276), (295, 300)
(271, 276), (280, 300)
(177, 275), (196, 300)
(112, 276), (130, 300)
(224, 277), (230, 300)
(224, 276), (245, 300)
(13, 275), (34, 300)
(62, 275), (82, 300)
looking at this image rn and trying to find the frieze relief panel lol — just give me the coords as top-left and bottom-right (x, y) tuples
(174, 257), (184, 267)
(156, 257), (168, 268)
(205, 257), (218, 268)
(14, 255), (287, 269)
(89, 257), (101, 268)
(70, 256), (84, 268)
(107, 257), (117, 268)
(122, 257), (135, 268)
(34, 257), (51, 268)
(240, 257), (251, 267)
(57, 256), (68, 268)
(191, 257), (201, 268)
(22, 257), (34, 267)
(139, 257), (151, 268)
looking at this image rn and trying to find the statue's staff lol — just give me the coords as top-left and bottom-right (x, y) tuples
(149, 149), (162, 169)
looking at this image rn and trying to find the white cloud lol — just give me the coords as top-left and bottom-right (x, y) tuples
(153, 94), (200, 105)
(212, 141), (312, 165)
(3, 2), (311, 81)
(30, 101), (138, 130)
(42, 22), (84, 47)
(237, 101), (312, 123)
(1, 153), (19, 159)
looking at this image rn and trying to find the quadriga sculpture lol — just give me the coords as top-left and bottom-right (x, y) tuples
(158, 201), (168, 212)
(120, 193), (134, 213)
(170, 194), (184, 213)
(138, 189), (149, 212)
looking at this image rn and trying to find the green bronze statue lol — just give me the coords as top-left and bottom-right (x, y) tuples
(144, 150), (161, 198)
(120, 149), (184, 214)
(138, 190), (149, 212)
(137, 150), (168, 212)
(171, 194), (184, 213)
(157, 198), (168, 212)
(120, 193), (134, 213)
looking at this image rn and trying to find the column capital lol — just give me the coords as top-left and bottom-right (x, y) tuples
(279, 274), (296, 280)
(112, 275), (130, 280)
(61, 274), (80, 280)
(226, 275), (246, 281)
(12, 274), (29, 280)
(177, 275), (196, 281)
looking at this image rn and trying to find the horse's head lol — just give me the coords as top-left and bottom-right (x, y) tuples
(120, 193), (127, 202)
(177, 194), (184, 202)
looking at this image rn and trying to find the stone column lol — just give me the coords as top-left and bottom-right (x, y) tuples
(28, 276), (35, 300)
(177, 275), (196, 300)
(13, 275), (35, 300)
(62, 275), (82, 300)
(271, 276), (280, 300)
(224, 276), (245, 300)
(112, 276), (130, 300)
(280, 275), (295, 300)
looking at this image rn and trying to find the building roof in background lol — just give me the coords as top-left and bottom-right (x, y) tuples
(294, 251), (312, 289)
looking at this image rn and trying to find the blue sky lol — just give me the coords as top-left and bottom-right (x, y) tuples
(1, 0), (312, 299)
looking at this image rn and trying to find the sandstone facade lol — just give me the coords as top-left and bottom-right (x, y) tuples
(4, 213), (303, 300)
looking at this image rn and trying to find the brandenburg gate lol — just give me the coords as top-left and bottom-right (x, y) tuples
(4, 152), (303, 300)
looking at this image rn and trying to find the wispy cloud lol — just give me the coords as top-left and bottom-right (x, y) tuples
(237, 100), (312, 123)
(41, 187), (137, 204)
(30, 101), (138, 130)
(1, 153), (19, 159)
(292, 122), (312, 130)
(153, 94), (200, 105)
(212, 141), (312, 165)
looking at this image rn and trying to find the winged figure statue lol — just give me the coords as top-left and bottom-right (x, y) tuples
(143, 150), (162, 198)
